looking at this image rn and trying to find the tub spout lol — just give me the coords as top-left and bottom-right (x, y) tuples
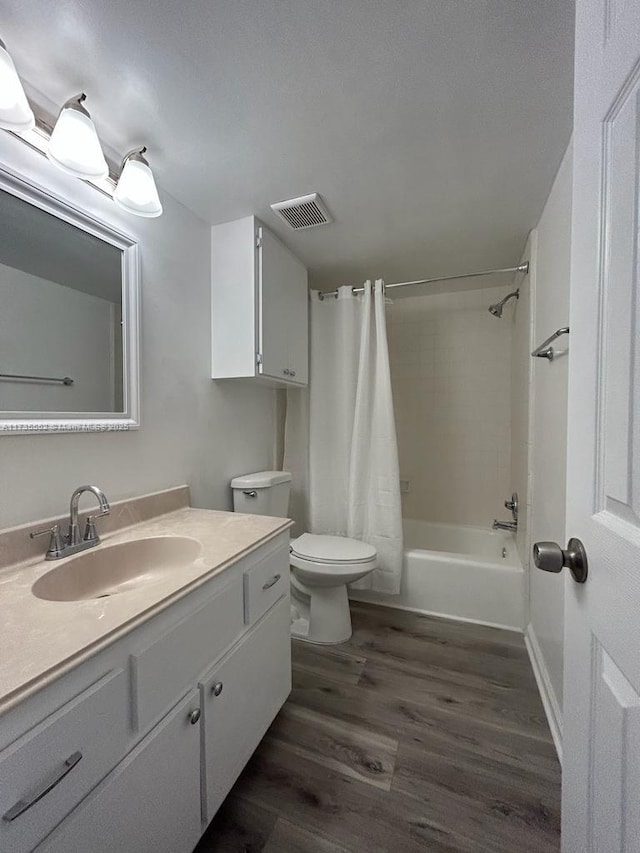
(493, 519), (517, 532)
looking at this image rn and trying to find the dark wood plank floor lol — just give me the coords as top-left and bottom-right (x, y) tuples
(196, 602), (561, 853)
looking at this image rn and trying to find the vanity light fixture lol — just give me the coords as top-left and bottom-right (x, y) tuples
(47, 93), (109, 181)
(114, 147), (162, 218)
(0, 38), (35, 132)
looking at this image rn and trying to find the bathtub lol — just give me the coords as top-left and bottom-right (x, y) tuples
(349, 519), (525, 631)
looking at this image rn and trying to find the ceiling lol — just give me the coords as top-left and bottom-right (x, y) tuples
(1, 1), (574, 291)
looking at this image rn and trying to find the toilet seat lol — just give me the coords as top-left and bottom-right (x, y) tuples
(291, 533), (376, 565)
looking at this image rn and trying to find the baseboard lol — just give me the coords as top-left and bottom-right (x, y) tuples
(524, 623), (563, 764)
(348, 593), (524, 633)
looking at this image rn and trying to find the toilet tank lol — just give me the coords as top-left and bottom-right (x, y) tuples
(230, 471), (292, 517)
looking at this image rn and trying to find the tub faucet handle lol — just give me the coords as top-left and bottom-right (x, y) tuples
(504, 492), (518, 522)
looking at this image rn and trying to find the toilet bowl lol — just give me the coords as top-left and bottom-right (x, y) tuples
(230, 471), (377, 645)
(289, 533), (376, 644)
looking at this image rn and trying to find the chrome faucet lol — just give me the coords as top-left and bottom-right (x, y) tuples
(493, 519), (517, 532)
(30, 485), (111, 560)
(493, 493), (518, 533)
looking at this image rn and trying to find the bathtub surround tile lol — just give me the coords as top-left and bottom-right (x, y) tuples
(390, 286), (513, 527)
(198, 604), (560, 853)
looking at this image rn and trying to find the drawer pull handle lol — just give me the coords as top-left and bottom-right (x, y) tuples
(262, 574), (281, 590)
(188, 708), (201, 725)
(2, 751), (83, 822)
(212, 681), (223, 697)
(243, 490), (258, 498)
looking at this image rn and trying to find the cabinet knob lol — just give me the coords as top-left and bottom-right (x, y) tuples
(211, 681), (223, 697)
(289, 369), (296, 377)
(283, 368), (290, 376)
(188, 708), (201, 725)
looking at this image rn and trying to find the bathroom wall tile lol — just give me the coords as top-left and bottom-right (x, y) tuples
(389, 287), (513, 527)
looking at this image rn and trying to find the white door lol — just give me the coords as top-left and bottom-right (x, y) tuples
(560, 0), (640, 849)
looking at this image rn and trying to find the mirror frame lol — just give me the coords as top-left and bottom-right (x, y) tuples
(0, 164), (140, 435)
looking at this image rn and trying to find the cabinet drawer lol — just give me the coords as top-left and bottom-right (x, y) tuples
(243, 543), (289, 625)
(0, 669), (130, 853)
(37, 690), (202, 853)
(200, 595), (291, 821)
(132, 576), (243, 732)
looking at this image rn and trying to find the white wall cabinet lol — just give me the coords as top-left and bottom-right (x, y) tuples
(0, 533), (290, 853)
(211, 215), (308, 386)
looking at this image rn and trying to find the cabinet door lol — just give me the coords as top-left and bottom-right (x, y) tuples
(287, 258), (308, 385)
(38, 690), (202, 853)
(200, 596), (291, 822)
(258, 227), (308, 384)
(258, 227), (293, 382)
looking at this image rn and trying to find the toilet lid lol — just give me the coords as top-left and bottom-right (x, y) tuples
(291, 533), (377, 564)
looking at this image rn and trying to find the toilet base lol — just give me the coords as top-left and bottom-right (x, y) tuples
(290, 582), (353, 645)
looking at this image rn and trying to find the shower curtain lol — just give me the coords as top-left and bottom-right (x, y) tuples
(284, 280), (403, 594)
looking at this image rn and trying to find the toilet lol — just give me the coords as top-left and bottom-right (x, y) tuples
(231, 471), (377, 644)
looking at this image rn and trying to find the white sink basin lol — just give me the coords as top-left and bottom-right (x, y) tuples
(32, 536), (203, 602)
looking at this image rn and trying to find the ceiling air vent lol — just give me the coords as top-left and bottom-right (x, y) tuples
(270, 193), (332, 230)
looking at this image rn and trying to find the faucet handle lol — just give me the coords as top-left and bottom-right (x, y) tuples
(83, 510), (110, 543)
(30, 524), (66, 558)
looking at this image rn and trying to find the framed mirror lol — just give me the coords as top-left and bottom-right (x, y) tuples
(0, 165), (139, 434)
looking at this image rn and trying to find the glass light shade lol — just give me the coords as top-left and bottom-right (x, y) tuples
(47, 97), (108, 180)
(114, 150), (163, 218)
(0, 40), (35, 132)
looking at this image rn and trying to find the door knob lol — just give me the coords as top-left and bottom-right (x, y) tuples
(533, 538), (588, 583)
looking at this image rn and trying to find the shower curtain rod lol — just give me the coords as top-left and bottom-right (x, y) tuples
(318, 261), (530, 300)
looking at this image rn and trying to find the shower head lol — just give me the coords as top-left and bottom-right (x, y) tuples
(488, 289), (519, 318)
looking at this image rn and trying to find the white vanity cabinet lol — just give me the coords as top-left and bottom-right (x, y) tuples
(211, 215), (308, 386)
(37, 690), (203, 853)
(200, 595), (291, 822)
(0, 532), (291, 853)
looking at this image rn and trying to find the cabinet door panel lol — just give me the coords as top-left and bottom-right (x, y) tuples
(200, 596), (291, 822)
(287, 261), (308, 385)
(0, 669), (130, 853)
(259, 227), (304, 382)
(131, 576), (243, 732)
(38, 690), (202, 853)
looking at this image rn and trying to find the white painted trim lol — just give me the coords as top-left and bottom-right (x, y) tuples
(349, 594), (524, 633)
(524, 623), (563, 763)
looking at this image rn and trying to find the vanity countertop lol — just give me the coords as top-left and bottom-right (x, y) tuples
(0, 504), (292, 715)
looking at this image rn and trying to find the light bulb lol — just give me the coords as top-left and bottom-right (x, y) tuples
(47, 93), (108, 180)
(114, 148), (162, 218)
(0, 38), (35, 132)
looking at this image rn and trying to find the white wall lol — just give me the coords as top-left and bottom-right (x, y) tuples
(0, 263), (116, 413)
(0, 132), (276, 528)
(526, 142), (573, 753)
(388, 286), (513, 527)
